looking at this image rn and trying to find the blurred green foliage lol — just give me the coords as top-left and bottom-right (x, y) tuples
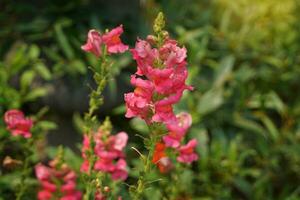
(1, 0), (300, 199)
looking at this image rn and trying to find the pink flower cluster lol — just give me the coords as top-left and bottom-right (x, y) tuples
(124, 37), (193, 123)
(81, 129), (128, 181)
(124, 35), (198, 166)
(35, 160), (82, 200)
(4, 109), (33, 138)
(81, 25), (128, 57)
(164, 112), (198, 164)
(152, 113), (198, 173)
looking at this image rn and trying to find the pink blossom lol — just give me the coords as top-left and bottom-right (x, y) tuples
(81, 129), (128, 181)
(80, 160), (89, 172)
(163, 112), (192, 148)
(95, 191), (106, 200)
(111, 159), (128, 181)
(131, 39), (158, 76)
(35, 164), (51, 180)
(177, 139), (198, 164)
(81, 29), (102, 57)
(125, 35), (192, 126)
(94, 159), (115, 172)
(113, 132), (128, 151)
(4, 109), (33, 138)
(102, 25), (128, 54)
(159, 39), (187, 67)
(38, 190), (52, 200)
(130, 75), (154, 100)
(60, 192), (82, 200)
(124, 92), (151, 120)
(35, 161), (81, 200)
(41, 181), (56, 192)
(152, 104), (175, 123)
(124, 75), (154, 121)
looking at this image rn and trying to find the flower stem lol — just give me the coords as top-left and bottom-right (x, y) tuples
(131, 126), (160, 200)
(16, 139), (32, 200)
(83, 48), (110, 199)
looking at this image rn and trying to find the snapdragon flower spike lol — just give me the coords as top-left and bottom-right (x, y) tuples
(35, 160), (82, 200)
(125, 19), (198, 172)
(81, 129), (128, 181)
(81, 25), (128, 57)
(4, 109), (33, 138)
(125, 34), (192, 125)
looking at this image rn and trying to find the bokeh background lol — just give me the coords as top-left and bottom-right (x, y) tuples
(1, 0), (300, 199)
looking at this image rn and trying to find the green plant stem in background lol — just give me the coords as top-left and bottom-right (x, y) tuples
(15, 139), (33, 200)
(83, 48), (111, 200)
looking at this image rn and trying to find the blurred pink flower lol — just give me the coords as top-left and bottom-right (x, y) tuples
(177, 139), (198, 164)
(81, 29), (102, 57)
(113, 132), (128, 151)
(4, 109), (33, 138)
(81, 129), (128, 181)
(102, 25), (128, 54)
(35, 162), (82, 200)
(111, 159), (128, 180)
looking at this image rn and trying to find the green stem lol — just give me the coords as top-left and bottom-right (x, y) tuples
(83, 48), (110, 199)
(16, 140), (32, 200)
(83, 145), (97, 200)
(132, 131), (159, 200)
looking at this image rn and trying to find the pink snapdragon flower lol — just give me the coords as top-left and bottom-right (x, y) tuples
(35, 160), (82, 200)
(102, 25), (129, 54)
(82, 25), (128, 57)
(177, 139), (198, 164)
(81, 30), (103, 57)
(81, 129), (128, 181)
(4, 109), (33, 138)
(163, 112), (192, 148)
(124, 75), (154, 121)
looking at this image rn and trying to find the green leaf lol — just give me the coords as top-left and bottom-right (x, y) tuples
(35, 62), (51, 80)
(256, 113), (279, 141)
(73, 112), (85, 134)
(233, 112), (267, 138)
(130, 118), (148, 134)
(28, 44), (40, 59)
(20, 70), (36, 91)
(54, 24), (74, 59)
(70, 60), (86, 74)
(197, 88), (224, 117)
(214, 55), (234, 87)
(112, 105), (126, 115)
(233, 178), (252, 199)
(24, 87), (48, 102)
(36, 120), (57, 131)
